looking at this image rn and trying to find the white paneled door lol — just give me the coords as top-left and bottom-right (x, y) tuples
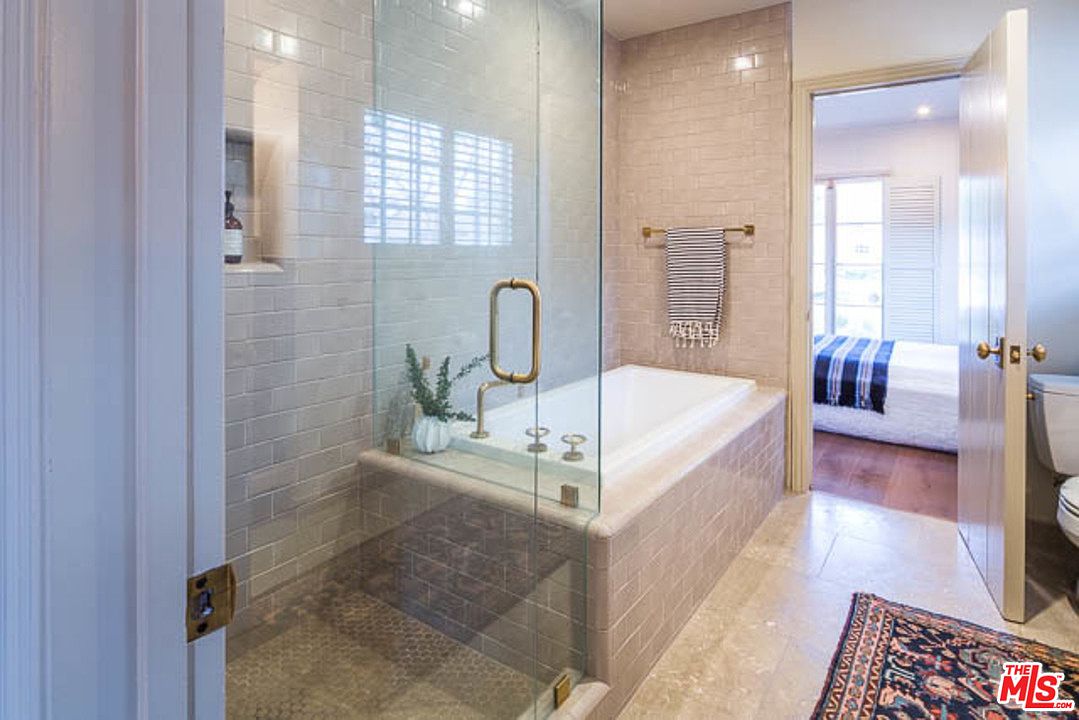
(957, 10), (1028, 623)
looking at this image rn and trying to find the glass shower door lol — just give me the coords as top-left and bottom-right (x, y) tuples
(368, 0), (600, 717)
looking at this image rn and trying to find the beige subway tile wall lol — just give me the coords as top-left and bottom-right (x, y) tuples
(223, 0), (604, 634)
(536, 4), (603, 401)
(223, 0), (375, 633)
(221, 0), (789, 646)
(370, 0), (603, 445)
(369, 0), (539, 441)
(605, 4), (792, 388)
(602, 34), (623, 371)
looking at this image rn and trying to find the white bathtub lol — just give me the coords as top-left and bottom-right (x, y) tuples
(450, 364), (756, 482)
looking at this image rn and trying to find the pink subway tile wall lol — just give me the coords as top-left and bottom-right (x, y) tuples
(588, 392), (787, 717)
(353, 457), (590, 684)
(604, 4), (792, 388)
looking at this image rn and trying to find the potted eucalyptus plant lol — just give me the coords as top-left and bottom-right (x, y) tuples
(405, 344), (487, 453)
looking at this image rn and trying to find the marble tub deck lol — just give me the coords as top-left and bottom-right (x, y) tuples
(617, 490), (1079, 719)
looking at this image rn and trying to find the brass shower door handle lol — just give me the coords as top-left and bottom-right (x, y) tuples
(489, 278), (542, 384)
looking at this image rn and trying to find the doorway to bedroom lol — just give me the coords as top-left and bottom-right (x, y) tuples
(809, 77), (960, 521)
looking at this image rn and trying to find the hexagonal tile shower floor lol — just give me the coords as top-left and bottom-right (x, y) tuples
(226, 585), (536, 719)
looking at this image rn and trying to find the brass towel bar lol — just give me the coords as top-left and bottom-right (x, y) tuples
(641, 223), (755, 247)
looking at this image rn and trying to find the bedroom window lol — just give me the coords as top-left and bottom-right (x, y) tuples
(812, 177), (884, 338)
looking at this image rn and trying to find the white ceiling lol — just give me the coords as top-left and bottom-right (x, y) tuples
(604, 0), (779, 40)
(814, 78), (960, 131)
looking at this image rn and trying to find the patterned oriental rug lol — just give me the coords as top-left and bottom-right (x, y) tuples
(813, 593), (1079, 719)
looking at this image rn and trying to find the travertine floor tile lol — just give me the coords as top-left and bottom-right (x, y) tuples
(226, 586), (535, 719)
(619, 492), (1078, 719)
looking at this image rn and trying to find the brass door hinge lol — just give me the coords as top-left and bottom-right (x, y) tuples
(553, 674), (571, 709)
(186, 562), (236, 642)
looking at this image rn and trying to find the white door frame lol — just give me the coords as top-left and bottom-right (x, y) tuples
(1, 0), (224, 716)
(187, 1), (227, 715)
(787, 58), (966, 493)
(1, 0), (44, 716)
(134, 0), (227, 714)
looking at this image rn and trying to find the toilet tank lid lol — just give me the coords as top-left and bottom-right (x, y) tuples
(1029, 374), (1079, 397)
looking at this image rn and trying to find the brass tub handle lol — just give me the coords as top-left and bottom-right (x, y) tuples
(489, 278), (541, 384)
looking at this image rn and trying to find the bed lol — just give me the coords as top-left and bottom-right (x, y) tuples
(813, 337), (958, 453)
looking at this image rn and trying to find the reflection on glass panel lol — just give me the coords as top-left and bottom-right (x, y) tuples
(364, 109), (516, 246)
(813, 304), (827, 336)
(813, 182), (827, 223)
(813, 224), (826, 264)
(835, 305), (882, 338)
(364, 110), (443, 245)
(364, 109), (444, 245)
(835, 179), (883, 224)
(836, 223), (882, 264)
(812, 264), (827, 304)
(453, 131), (513, 246)
(835, 265), (882, 306)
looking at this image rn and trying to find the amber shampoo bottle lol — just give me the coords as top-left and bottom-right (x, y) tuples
(223, 190), (243, 264)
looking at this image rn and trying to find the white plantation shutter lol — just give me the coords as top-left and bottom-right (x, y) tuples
(363, 109), (443, 244)
(453, 131), (513, 246)
(884, 177), (940, 341)
(362, 109), (514, 246)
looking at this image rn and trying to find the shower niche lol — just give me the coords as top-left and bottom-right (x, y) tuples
(222, 127), (284, 273)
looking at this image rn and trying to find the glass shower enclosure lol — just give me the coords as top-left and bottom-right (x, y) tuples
(221, 0), (601, 716)
(367, 0), (603, 714)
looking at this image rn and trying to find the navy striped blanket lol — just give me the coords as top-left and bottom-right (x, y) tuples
(813, 335), (895, 414)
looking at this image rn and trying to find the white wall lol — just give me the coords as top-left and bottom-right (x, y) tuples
(814, 119), (960, 343)
(42, 0), (137, 714)
(792, 0), (1029, 80)
(1024, 1), (1079, 524)
(1026, 2), (1079, 378)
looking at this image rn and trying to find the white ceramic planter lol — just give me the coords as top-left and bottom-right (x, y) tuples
(411, 415), (451, 453)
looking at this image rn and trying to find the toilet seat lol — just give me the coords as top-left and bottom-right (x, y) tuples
(1058, 478), (1079, 547)
(1061, 477), (1079, 515)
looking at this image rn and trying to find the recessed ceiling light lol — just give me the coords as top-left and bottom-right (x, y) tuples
(916, 104), (932, 118)
(733, 55), (755, 71)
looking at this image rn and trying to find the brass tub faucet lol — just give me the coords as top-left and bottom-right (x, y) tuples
(470, 379), (510, 439)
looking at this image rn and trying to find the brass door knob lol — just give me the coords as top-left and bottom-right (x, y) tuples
(1028, 343), (1048, 362)
(976, 340), (1001, 360)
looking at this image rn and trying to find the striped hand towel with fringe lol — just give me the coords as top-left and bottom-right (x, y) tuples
(665, 227), (726, 348)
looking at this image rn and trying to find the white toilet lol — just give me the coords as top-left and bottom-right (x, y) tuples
(1028, 374), (1079, 552)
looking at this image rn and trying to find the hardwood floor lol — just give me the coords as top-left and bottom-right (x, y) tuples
(812, 431), (958, 521)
